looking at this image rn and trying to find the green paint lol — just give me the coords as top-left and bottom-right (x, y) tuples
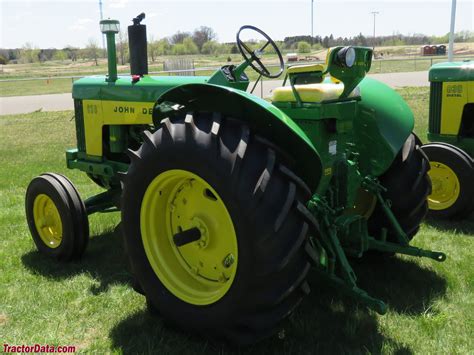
(153, 83), (323, 191)
(356, 77), (414, 176)
(326, 46), (373, 98)
(429, 61), (474, 82)
(105, 33), (118, 82)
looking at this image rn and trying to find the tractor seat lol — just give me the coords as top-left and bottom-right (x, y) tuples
(286, 63), (326, 75)
(271, 83), (345, 103)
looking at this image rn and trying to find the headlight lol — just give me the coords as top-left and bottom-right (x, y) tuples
(337, 46), (356, 68)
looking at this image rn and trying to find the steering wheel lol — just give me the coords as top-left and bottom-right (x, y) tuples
(236, 25), (284, 79)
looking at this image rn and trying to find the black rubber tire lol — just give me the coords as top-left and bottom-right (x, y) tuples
(121, 112), (319, 345)
(368, 134), (431, 243)
(25, 173), (89, 261)
(421, 143), (474, 219)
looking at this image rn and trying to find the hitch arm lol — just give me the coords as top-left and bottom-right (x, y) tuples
(368, 238), (447, 262)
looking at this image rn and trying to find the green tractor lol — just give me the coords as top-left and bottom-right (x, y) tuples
(25, 15), (445, 344)
(422, 61), (474, 218)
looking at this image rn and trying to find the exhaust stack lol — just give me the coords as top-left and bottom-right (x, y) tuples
(100, 19), (120, 82)
(128, 13), (148, 76)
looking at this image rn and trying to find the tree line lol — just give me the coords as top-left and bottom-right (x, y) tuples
(1, 27), (473, 65)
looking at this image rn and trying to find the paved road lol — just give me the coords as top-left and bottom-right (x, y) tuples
(0, 71), (429, 115)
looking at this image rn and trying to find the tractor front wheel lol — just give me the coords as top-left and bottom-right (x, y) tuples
(121, 113), (317, 344)
(421, 143), (474, 219)
(25, 173), (89, 261)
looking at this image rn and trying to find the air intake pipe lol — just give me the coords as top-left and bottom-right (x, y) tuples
(128, 13), (148, 76)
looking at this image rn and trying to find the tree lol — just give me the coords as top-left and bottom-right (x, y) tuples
(63, 46), (78, 61)
(85, 38), (100, 66)
(170, 31), (191, 45)
(297, 41), (311, 53)
(192, 26), (217, 52)
(52, 50), (67, 61)
(156, 38), (171, 55)
(19, 43), (40, 63)
(183, 37), (198, 54)
(201, 41), (219, 55)
(148, 35), (158, 62)
(172, 43), (186, 55)
(117, 30), (128, 65)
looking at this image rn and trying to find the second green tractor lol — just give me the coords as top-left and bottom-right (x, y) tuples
(25, 15), (446, 344)
(423, 61), (474, 218)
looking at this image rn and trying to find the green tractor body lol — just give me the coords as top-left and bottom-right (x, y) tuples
(422, 61), (474, 218)
(25, 16), (445, 344)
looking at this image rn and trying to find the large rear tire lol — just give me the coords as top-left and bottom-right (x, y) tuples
(121, 112), (319, 344)
(368, 134), (431, 243)
(421, 143), (474, 219)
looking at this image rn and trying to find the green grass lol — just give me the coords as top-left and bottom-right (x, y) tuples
(0, 90), (473, 353)
(0, 78), (75, 97)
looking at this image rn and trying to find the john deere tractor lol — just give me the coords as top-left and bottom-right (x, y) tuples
(422, 61), (474, 218)
(25, 14), (445, 344)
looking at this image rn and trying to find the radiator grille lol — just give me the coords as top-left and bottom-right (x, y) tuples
(74, 100), (86, 152)
(428, 82), (442, 134)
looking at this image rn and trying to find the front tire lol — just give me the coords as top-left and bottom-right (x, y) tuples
(25, 173), (89, 261)
(121, 112), (317, 344)
(421, 143), (474, 219)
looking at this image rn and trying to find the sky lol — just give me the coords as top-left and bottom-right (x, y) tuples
(0, 0), (473, 49)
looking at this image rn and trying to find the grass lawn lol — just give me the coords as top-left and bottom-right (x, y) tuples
(0, 88), (473, 353)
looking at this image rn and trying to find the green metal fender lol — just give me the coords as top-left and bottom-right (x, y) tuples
(153, 83), (322, 191)
(356, 77), (414, 176)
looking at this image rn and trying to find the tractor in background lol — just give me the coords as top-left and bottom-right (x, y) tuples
(422, 61), (474, 218)
(25, 14), (445, 344)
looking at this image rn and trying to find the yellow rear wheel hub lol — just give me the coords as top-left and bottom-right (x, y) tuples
(140, 169), (238, 305)
(428, 161), (460, 210)
(33, 194), (63, 248)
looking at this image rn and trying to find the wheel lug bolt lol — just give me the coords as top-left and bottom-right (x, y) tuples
(222, 253), (235, 268)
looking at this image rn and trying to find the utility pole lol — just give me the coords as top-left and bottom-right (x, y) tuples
(370, 11), (379, 51)
(311, 0), (314, 45)
(99, 0), (105, 51)
(448, 0), (457, 61)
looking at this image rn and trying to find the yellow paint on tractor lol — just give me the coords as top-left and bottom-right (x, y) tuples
(427, 161), (460, 210)
(439, 81), (473, 135)
(33, 194), (63, 248)
(83, 100), (154, 156)
(140, 169), (238, 305)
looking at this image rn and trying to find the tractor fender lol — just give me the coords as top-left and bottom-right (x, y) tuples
(153, 83), (322, 192)
(356, 77), (415, 176)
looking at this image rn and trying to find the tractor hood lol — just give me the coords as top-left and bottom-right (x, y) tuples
(72, 75), (210, 102)
(429, 61), (474, 82)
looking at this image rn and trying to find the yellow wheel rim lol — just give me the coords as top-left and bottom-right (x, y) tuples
(428, 161), (460, 210)
(33, 194), (63, 248)
(140, 169), (238, 305)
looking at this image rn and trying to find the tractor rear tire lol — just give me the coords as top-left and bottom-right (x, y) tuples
(121, 112), (318, 345)
(421, 143), (474, 219)
(368, 134), (431, 243)
(25, 173), (89, 261)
